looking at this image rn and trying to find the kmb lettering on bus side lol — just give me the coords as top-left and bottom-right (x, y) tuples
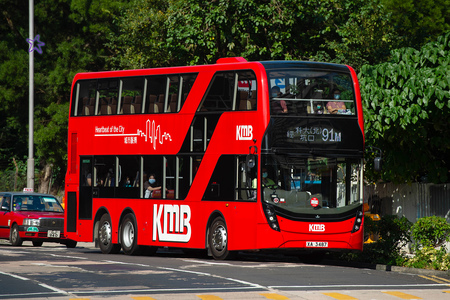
(309, 224), (325, 232)
(236, 125), (253, 140)
(153, 204), (191, 242)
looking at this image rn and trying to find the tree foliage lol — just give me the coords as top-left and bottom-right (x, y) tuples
(360, 33), (450, 183)
(0, 0), (450, 191)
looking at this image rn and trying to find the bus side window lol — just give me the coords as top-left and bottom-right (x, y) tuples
(120, 77), (145, 115)
(199, 72), (235, 112)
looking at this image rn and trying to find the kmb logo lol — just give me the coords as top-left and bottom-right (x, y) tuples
(153, 204), (191, 242)
(309, 224), (325, 232)
(236, 125), (253, 140)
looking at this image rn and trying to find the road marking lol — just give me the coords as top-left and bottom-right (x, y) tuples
(38, 283), (68, 295)
(0, 270), (30, 281)
(269, 283), (447, 289)
(431, 275), (450, 283)
(382, 291), (422, 299)
(322, 292), (357, 299)
(131, 297), (157, 300)
(197, 295), (223, 300)
(260, 293), (290, 299)
(419, 275), (448, 284)
(50, 253), (88, 259)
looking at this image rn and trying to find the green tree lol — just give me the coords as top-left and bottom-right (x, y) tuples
(381, 0), (450, 49)
(360, 32), (450, 183)
(0, 0), (129, 191)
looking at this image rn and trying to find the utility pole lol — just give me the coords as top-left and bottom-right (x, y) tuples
(27, 0), (35, 191)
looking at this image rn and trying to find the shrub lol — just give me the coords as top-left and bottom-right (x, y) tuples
(410, 216), (450, 249)
(362, 215), (412, 265)
(404, 246), (450, 271)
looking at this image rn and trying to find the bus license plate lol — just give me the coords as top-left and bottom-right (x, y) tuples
(47, 230), (60, 238)
(306, 241), (328, 247)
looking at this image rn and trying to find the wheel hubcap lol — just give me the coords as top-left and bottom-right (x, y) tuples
(123, 222), (134, 248)
(100, 222), (112, 246)
(212, 225), (227, 251)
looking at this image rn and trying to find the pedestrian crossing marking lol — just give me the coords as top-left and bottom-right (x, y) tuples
(322, 292), (358, 300)
(260, 293), (290, 299)
(382, 291), (422, 299)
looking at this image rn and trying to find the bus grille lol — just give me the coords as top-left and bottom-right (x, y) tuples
(40, 218), (64, 228)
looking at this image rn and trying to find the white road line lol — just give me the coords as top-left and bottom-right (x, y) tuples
(73, 286), (262, 295)
(50, 253), (88, 259)
(38, 283), (68, 295)
(101, 259), (265, 289)
(0, 270), (30, 281)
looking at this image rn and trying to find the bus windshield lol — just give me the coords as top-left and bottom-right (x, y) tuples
(261, 154), (363, 215)
(267, 68), (356, 116)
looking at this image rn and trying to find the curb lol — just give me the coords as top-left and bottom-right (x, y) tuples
(322, 259), (450, 277)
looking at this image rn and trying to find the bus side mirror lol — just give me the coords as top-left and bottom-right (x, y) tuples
(374, 157), (382, 172)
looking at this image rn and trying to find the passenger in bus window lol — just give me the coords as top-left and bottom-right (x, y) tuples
(271, 86), (287, 113)
(144, 173), (162, 198)
(326, 89), (346, 114)
(86, 173), (92, 186)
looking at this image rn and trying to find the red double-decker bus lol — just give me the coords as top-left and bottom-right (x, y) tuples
(65, 57), (365, 259)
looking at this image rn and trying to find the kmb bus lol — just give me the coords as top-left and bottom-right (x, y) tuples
(65, 57), (365, 260)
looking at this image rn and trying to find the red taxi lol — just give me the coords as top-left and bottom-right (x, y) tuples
(0, 192), (77, 247)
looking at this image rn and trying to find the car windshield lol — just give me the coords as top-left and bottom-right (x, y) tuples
(13, 195), (64, 213)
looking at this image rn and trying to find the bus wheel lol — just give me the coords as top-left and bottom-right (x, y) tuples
(10, 224), (23, 246)
(120, 213), (140, 255)
(208, 217), (234, 260)
(98, 214), (121, 254)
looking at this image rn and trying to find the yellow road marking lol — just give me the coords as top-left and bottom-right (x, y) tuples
(419, 275), (447, 284)
(382, 291), (422, 299)
(444, 291), (450, 293)
(197, 296), (223, 300)
(322, 292), (358, 300)
(260, 293), (290, 299)
(132, 297), (157, 300)
(432, 275), (450, 283)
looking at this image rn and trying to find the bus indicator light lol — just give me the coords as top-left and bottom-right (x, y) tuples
(310, 197), (319, 207)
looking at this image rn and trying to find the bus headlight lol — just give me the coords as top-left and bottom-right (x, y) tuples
(351, 211), (363, 233)
(263, 203), (280, 232)
(23, 219), (40, 226)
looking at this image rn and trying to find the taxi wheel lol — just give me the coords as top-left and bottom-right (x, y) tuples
(32, 241), (43, 247)
(98, 213), (121, 254)
(10, 224), (23, 246)
(65, 240), (77, 248)
(120, 213), (140, 255)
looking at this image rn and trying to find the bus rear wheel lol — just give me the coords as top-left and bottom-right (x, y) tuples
(120, 213), (140, 255)
(98, 214), (121, 254)
(208, 216), (235, 260)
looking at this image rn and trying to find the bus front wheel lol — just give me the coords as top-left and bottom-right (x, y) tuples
(208, 216), (235, 260)
(98, 214), (121, 254)
(120, 213), (140, 255)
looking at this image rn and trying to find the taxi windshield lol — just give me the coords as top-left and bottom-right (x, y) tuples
(13, 195), (64, 213)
